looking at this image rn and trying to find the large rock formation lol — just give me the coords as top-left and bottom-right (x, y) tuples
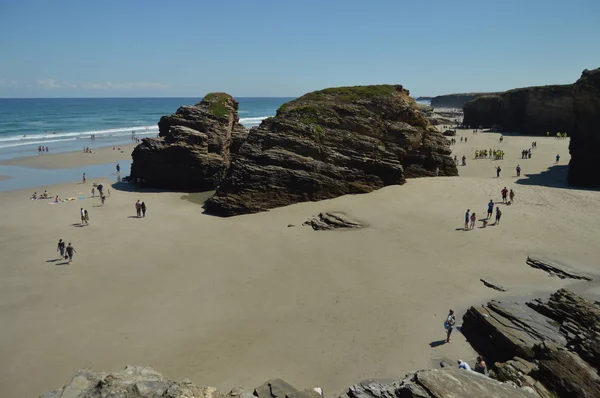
(462, 85), (575, 134)
(129, 93), (247, 190)
(462, 289), (600, 398)
(431, 92), (499, 108)
(204, 85), (457, 216)
(569, 68), (600, 187)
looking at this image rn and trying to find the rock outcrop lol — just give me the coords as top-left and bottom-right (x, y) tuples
(462, 289), (600, 398)
(431, 92), (499, 108)
(129, 93), (248, 190)
(204, 85), (457, 216)
(569, 68), (600, 187)
(303, 212), (363, 230)
(526, 255), (594, 280)
(462, 85), (575, 134)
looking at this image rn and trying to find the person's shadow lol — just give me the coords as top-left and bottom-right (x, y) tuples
(429, 340), (447, 348)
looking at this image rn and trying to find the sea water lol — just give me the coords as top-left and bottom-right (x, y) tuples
(0, 97), (293, 160)
(0, 97), (292, 192)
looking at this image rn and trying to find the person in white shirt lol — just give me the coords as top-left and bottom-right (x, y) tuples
(457, 360), (471, 371)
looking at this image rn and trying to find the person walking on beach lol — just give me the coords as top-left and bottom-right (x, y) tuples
(80, 208), (86, 224)
(496, 166), (501, 178)
(487, 200), (494, 219)
(84, 209), (89, 224)
(82, 173), (86, 183)
(135, 200), (142, 217)
(556, 154), (560, 163)
(116, 163), (120, 174)
(66, 243), (76, 264)
(91, 187), (95, 197)
(100, 194), (106, 206)
(495, 207), (502, 224)
(435, 166), (440, 177)
(141, 201), (147, 217)
(445, 309), (456, 343)
(509, 189), (515, 203)
(57, 239), (66, 259)
(464, 209), (470, 229)
(469, 212), (476, 229)
(501, 187), (508, 203)
(516, 164), (521, 177)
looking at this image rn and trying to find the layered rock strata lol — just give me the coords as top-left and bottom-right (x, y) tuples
(431, 92), (499, 108)
(204, 85), (457, 216)
(129, 93), (247, 190)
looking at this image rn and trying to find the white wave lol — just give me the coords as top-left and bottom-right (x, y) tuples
(0, 138), (78, 149)
(239, 116), (269, 124)
(0, 125), (158, 143)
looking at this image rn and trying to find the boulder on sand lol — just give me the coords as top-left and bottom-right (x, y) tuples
(204, 85), (457, 216)
(129, 93), (248, 190)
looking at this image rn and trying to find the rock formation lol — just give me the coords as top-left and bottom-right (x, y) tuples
(569, 68), (600, 188)
(462, 288), (600, 398)
(204, 85), (457, 216)
(462, 85), (575, 134)
(303, 212), (363, 230)
(431, 92), (499, 108)
(129, 93), (247, 190)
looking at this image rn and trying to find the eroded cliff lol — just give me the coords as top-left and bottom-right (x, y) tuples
(431, 92), (498, 108)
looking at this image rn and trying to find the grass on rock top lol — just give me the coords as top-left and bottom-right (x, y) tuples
(202, 93), (232, 118)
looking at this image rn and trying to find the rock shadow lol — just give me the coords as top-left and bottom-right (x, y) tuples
(516, 165), (600, 191)
(111, 181), (174, 194)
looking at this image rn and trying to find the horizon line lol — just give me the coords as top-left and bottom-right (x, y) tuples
(0, 96), (299, 100)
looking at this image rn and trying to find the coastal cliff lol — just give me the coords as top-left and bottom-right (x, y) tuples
(569, 68), (600, 187)
(431, 92), (498, 108)
(204, 85), (457, 216)
(462, 85), (575, 134)
(129, 93), (247, 190)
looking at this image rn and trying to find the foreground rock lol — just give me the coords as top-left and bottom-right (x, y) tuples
(526, 255), (593, 280)
(303, 212), (363, 230)
(205, 85), (457, 216)
(462, 289), (600, 398)
(343, 368), (535, 398)
(569, 68), (600, 188)
(130, 93), (247, 190)
(41, 366), (221, 398)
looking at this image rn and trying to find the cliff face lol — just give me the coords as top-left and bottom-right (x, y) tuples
(204, 85), (457, 216)
(463, 85), (575, 134)
(130, 93), (247, 190)
(569, 68), (600, 187)
(431, 92), (498, 108)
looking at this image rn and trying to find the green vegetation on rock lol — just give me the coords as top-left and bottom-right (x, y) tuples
(202, 93), (231, 118)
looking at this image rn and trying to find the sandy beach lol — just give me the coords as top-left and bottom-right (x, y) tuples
(1, 130), (599, 398)
(0, 144), (135, 169)
(0, 175), (10, 181)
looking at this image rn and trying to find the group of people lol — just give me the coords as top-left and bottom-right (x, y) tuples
(90, 182), (109, 205)
(56, 239), (77, 264)
(547, 132), (568, 139)
(135, 200), (147, 217)
(80, 207), (90, 225)
(453, 155), (467, 166)
(30, 190), (50, 200)
(83, 147), (95, 154)
(37, 146), (49, 153)
(474, 149), (504, 159)
(520, 149), (532, 159)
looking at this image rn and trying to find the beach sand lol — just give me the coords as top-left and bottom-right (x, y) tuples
(0, 144), (135, 169)
(1, 130), (598, 398)
(0, 175), (10, 181)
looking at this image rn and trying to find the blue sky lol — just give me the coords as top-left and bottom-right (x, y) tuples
(0, 0), (598, 98)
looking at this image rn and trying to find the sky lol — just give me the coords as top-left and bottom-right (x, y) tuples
(0, 0), (599, 98)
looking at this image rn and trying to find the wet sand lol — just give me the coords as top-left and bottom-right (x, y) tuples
(1, 130), (599, 398)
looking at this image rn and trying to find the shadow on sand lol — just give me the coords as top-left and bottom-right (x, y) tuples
(516, 165), (600, 191)
(429, 340), (447, 348)
(111, 181), (173, 194)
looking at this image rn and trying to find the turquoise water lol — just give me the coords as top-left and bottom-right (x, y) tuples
(0, 97), (293, 160)
(0, 97), (292, 192)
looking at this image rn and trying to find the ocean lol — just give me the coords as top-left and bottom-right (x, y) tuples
(0, 97), (293, 160)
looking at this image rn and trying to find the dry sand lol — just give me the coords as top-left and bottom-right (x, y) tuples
(0, 144), (135, 169)
(1, 130), (599, 398)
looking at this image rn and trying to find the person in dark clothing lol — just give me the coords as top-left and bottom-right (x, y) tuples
(57, 239), (66, 259)
(135, 200), (141, 217)
(495, 207), (502, 224)
(141, 202), (147, 217)
(474, 356), (487, 374)
(66, 243), (77, 264)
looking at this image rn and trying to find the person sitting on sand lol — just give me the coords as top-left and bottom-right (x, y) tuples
(457, 359), (472, 371)
(42, 190), (48, 199)
(31, 192), (37, 200)
(474, 356), (486, 374)
(55, 195), (61, 202)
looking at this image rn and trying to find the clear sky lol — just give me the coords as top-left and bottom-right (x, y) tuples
(1, 0), (598, 98)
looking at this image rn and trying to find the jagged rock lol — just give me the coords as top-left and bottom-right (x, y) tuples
(303, 212), (363, 230)
(130, 93), (248, 190)
(463, 85), (575, 134)
(254, 379), (298, 398)
(480, 278), (507, 292)
(526, 255), (593, 280)
(431, 92), (500, 108)
(204, 85), (458, 216)
(442, 130), (456, 136)
(40, 365), (222, 398)
(569, 68), (600, 188)
(343, 369), (536, 398)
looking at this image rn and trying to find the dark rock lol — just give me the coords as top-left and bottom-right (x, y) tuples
(253, 379), (298, 398)
(569, 68), (600, 188)
(204, 85), (457, 216)
(480, 278), (507, 292)
(303, 212), (363, 230)
(40, 365), (222, 398)
(431, 92), (500, 108)
(463, 85), (575, 134)
(526, 255), (593, 280)
(343, 369), (535, 398)
(442, 130), (456, 136)
(130, 93), (248, 190)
